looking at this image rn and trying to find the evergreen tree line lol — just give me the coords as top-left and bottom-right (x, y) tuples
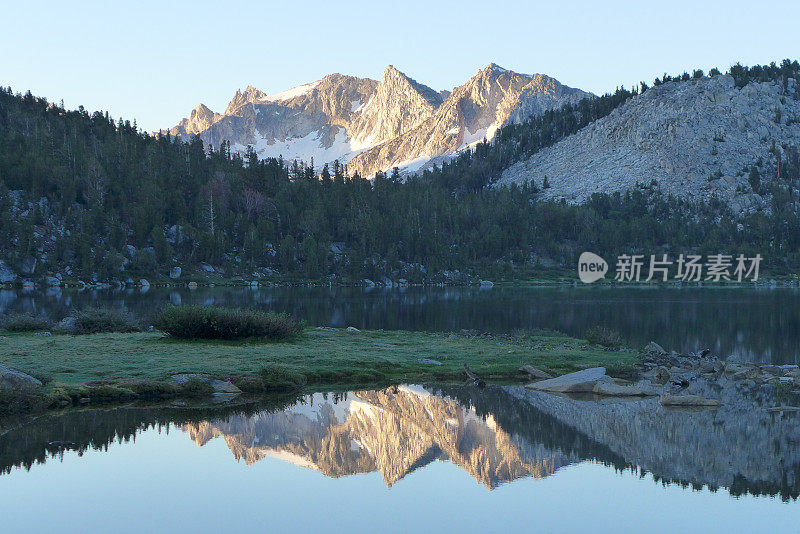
(0, 60), (798, 282)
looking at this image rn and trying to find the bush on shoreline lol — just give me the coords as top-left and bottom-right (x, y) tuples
(153, 306), (302, 341)
(71, 307), (141, 334)
(1, 313), (54, 332)
(585, 326), (623, 348)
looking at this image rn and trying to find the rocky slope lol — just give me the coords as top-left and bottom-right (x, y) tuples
(498, 74), (800, 211)
(168, 64), (590, 177)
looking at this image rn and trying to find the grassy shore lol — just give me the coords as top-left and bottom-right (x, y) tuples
(0, 328), (639, 414)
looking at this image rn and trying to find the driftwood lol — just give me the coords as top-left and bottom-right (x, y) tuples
(463, 364), (486, 388)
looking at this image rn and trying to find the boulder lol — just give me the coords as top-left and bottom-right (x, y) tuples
(345, 326), (360, 333)
(139, 279), (150, 288)
(210, 380), (242, 394)
(644, 341), (667, 355)
(518, 365), (553, 380)
(169, 267), (182, 279)
(57, 316), (77, 333)
(168, 375), (241, 395)
(43, 276), (61, 287)
(593, 382), (658, 397)
(724, 362), (751, 375)
(169, 373), (210, 384)
(18, 256), (37, 275)
(0, 365), (42, 389)
(415, 358), (443, 365)
(660, 394), (720, 407)
(525, 367), (609, 393)
(200, 263), (215, 273)
(0, 261), (17, 283)
(654, 366), (671, 384)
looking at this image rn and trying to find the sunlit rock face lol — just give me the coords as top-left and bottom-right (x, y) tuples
(181, 386), (575, 488)
(167, 64), (589, 178)
(346, 64), (590, 177)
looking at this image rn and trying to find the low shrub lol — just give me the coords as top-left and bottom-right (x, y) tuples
(71, 307), (141, 334)
(154, 306), (302, 341)
(84, 385), (137, 402)
(258, 366), (307, 391)
(585, 326), (623, 348)
(1, 313), (53, 332)
(124, 380), (179, 398)
(0, 385), (48, 414)
(179, 378), (215, 397)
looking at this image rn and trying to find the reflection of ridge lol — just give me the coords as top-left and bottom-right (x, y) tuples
(3, 386), (800, 500)
(490, 385), (800, 502)
(0, 397), (302, 476)
(181, 386), (575, 488)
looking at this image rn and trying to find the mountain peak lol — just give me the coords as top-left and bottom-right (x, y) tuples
(170, 63), (590, 177)
(379, 65), (443, 108)
(477, 62), (523, 80)
(381, 64), (414, 84)
(225, 85), (267, 114)
(192, 103), (214, 116)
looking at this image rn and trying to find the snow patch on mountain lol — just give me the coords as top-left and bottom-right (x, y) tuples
(261, 81), (320, 103)
(242, 128), (369, 164)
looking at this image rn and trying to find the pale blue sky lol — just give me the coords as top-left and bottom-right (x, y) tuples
(2, 0), (798, 132)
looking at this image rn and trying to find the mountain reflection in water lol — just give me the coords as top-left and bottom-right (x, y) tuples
(2, 385), (799, 500)
(182, 386), (575, 488)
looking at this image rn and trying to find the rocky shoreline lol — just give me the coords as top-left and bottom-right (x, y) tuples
(519, 340), (800, 410)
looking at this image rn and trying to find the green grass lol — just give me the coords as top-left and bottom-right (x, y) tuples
(0, 328), (638, 390)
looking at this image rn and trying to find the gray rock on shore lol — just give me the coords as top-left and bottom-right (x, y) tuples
(660, 394), (721, 407)
(0, 365), (43, 389)
(518, 365), (553, 380)
(593, 381), (658, 397)
(526, 367), (609, 393)
(0, 261), (17, 283)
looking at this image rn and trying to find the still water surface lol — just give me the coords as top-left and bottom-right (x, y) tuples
(0, 385), (797, 533)
(2, 285), (799, 363)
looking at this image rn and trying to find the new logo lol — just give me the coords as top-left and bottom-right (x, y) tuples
(578, 252), (608, 283)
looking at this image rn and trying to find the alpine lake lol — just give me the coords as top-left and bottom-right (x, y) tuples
(1, 285), (798, 532)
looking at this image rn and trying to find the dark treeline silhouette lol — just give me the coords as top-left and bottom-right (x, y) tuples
(1, 60), (799, 281)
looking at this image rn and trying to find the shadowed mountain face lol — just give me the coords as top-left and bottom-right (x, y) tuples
(2, 385), (800, 499)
